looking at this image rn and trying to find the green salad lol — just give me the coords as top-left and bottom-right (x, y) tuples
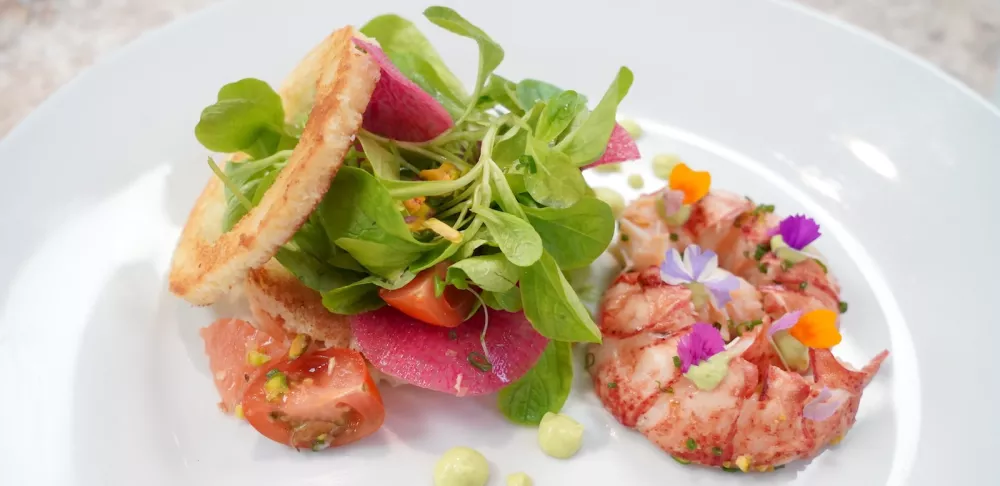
(192, 6), (636, 423)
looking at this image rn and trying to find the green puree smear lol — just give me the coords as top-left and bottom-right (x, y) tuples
(191, 6), (636, 424)
(538, 412), (584, 458)
(434, 447), (490, 486)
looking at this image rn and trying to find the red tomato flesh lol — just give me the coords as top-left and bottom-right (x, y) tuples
(242, 347), (385, 450)
(379, 262), (477, 328)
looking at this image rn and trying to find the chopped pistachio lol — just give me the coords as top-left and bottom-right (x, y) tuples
(627, 173), (645, 189)
(619, 119), (643, 139)
(264, 371), (289, 402)
(671, 455), (691, 465)
(234, 403), (244, 420)
(246, 349), (271, 367)
(288, 334), (311, 360)
(735, 455), (752, 472)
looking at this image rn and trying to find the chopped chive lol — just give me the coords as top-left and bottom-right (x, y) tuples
(721, 466), (741, 473)
(839, 301), (848, 313)
(665, 386), (674, 394)
(686, 438), (697, 450)
(467, 352), (492, 372)
(585, 352), (596, 370)
(712, 446), (723, 456)
(673, 356), (682, 368)
(620, 233), (630, 242)
(712, 322), (722, 331)
(448, 330), (457, 341)
(265, 368), (281, 379)
(672, 456), (691, 465)
(607, 382), (618, 389)
(753, 244), (768, 261)
(669, 233), (679, 242)
(799, 281), (808, 290)
(758, 263), (768, 273)
(774, 465), (786, 470)
(814, 258), (828, 273)
(781, 260), (794, 271)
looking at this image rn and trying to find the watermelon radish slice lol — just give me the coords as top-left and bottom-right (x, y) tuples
(353, 38), (454, 142)
(584, 123), (641, 169)
(351, 307), (548, 396)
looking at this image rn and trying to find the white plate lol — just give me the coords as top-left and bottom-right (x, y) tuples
(1, 0), (998, 484)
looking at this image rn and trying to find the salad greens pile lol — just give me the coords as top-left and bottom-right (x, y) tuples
(193, 6), (633, 424)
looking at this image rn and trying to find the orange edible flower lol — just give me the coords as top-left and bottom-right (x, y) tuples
(789, 309), (842, 349)
(668, 163), (711, 204)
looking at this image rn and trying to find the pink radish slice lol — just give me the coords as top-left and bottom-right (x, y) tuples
(583, 123), (641, 169)
(353, 38), (454, 142)
(351, 307), (548, 396)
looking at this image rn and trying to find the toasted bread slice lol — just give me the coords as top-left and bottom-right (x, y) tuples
(168, 27), (380, 305)
(245, 259), (353, 348)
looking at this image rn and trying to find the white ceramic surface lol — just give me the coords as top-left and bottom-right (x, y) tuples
(1, 0), (998, 484)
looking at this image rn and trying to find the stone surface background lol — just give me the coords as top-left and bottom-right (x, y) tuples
(2, 0), (999, 137)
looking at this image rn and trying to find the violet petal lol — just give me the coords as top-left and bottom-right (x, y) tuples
(676, 322), (726, 372)
(660, 248), (694, 284)
(769, 310), (804, 337)
(778, 215), (822, 251)
(704, 276), (741, 309)
(803, 386), (848, 421)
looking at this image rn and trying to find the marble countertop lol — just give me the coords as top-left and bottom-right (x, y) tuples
(1, 0), (998, 137)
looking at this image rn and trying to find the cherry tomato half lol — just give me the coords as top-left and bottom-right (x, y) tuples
(242, 347), (384, 450)
(379, 262), (477, 328)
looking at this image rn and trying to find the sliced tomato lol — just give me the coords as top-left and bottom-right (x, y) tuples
(242, 347), (385, 450)
(201, 318), (287, 414)
(379, 262), (477, 328)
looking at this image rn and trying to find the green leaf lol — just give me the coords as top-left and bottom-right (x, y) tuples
(497, 341), (573, 425)
(318, 167), (434, 276)
(558, 67), (634, 166)
(218, 153), (290, 231)
(357, 132), (400, 180)
(361, 14), (469, 115)
(522, 197), (615, 269)
(514, 79), (564, 111)
(290, 215), (332, 260)
(320, 167), (432, 246)
(195, 78), (287, 158)
(335, 237), (422, 280)
(520, 251), (602, 343)
(535, 90), (586, 143)
(275, 247), (364, 293)
(472, 206), (543, 267)
(447, 254), (520, 292)
(424, 7), (504, 107)
(492, 126), (528, 169)
(524, 139), (588, 209)
(479, 74), (522, 114)
(482, 286), (523, 312)
(321, 278), (386, 315)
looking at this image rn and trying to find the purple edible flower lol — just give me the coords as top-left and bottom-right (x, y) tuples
(775, 215), (821, 250)
(660, 245), (741, 307)
(768, 310), (804, 337)
(676, 323), (726, 373)
(803, 386), (847, 421)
